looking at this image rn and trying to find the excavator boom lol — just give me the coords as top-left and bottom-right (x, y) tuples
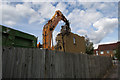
(42, 10), (70, 50)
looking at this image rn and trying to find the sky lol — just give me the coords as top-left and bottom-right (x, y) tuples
(0, 1), (119, 49)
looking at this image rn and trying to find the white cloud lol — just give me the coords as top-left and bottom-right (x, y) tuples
(77, 0), (119, 2)
(4, 21), (16, 26)
(79, 2), (118, 18)
(38, 3), (56, 19)
(16, 4), (42, 24)
(16, 4), (35, 16)
(1, 4), (19, 25)
(67, 2), (118, 45)
(1, 0), (119, 2)
(1, 2), (118, 47)
(53, 30), (60, 45)
(80, 2), (93, 9)
(37, 2), (68, 20)
(55, 2), (68, 14)
(67, 8), (102, 31)
(77, 29), (87, 35)
(89, 18), (118, 44)
(93, 2), (118, 17)
(1, 3), (42, 26)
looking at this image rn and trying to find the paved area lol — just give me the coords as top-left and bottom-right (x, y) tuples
(104, 60), (119, 79)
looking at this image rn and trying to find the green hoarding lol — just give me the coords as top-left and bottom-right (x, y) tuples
(1, 25), (37, 48)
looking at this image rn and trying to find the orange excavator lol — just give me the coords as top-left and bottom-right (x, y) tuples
(37, 10), (70, 50)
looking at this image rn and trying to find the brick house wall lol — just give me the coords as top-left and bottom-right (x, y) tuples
(55, 32), (86, 54)
(94, 42), (120, 57)
(97, 50), (116, 57)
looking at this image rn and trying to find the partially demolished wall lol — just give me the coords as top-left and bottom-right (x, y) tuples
(55, 32), (86, 54)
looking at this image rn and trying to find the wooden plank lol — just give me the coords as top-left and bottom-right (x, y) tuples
(64, 52), (74, 78)
(58, 51), (66, 78)
(84, 55), (90, 78)
(7, 47), (15, 78)
(20, 48), (26, 78)
(50, 50), (56, 78)
(72, 53), (79, 78)
(2, 47), (9, 78)
(44, 50), (52, 78)
(15, 48), (25, 78)
(31, 48), (45, 78)
(11, 47), (18, 78)
(53, 51), (65, 78)
(77, 53), (82, 78)
(26, 48), (32, 78)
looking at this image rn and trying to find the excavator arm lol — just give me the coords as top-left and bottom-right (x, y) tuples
(42, 10), (70, 50)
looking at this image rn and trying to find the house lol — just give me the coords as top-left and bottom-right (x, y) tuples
(94, 42), (120, 58)
(54, 32), (86, 54)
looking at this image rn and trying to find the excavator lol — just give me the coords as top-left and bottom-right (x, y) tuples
(37, 10), (71, 50)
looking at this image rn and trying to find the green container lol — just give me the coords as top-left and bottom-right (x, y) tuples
(1, 25), (37, 48)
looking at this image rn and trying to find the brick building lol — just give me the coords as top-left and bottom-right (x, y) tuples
(55, 32), (86, 54)
(94, 42), (120, 58)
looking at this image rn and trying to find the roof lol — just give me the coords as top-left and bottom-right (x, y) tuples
(97, 42), (120, 51)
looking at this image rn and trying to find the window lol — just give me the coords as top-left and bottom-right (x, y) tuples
(107, 51), (109, 54)
(73, 37), (76, 44)
(100, 51), (104, 54)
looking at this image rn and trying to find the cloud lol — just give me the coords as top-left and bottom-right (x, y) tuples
(1, 2), (69, 45)
(80, 2), (94, 9)
(118, 26), (120, 41)
(1, 4), (18, 25)
(66, 2), (118, 45)
(55, 2), (68, 14)
(1, 2), (118, 47)
(77, 0), (118, 2)
(89, 18), (118, 44)
(77, 29), (87, 35)
(92, 2), (118, 18)
(53, 30), (60, 45)
(37, 2), (68, 20)
(1, 3), (42, 26)
(38, 3), (56, 19)
(67, 8), (102, 31)
(4, 21), (16, 26)
(3, 0), (119, 2)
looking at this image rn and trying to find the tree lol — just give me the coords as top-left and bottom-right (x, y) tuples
(85, 35), (94, 55)
(115, 45), (120, 61)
